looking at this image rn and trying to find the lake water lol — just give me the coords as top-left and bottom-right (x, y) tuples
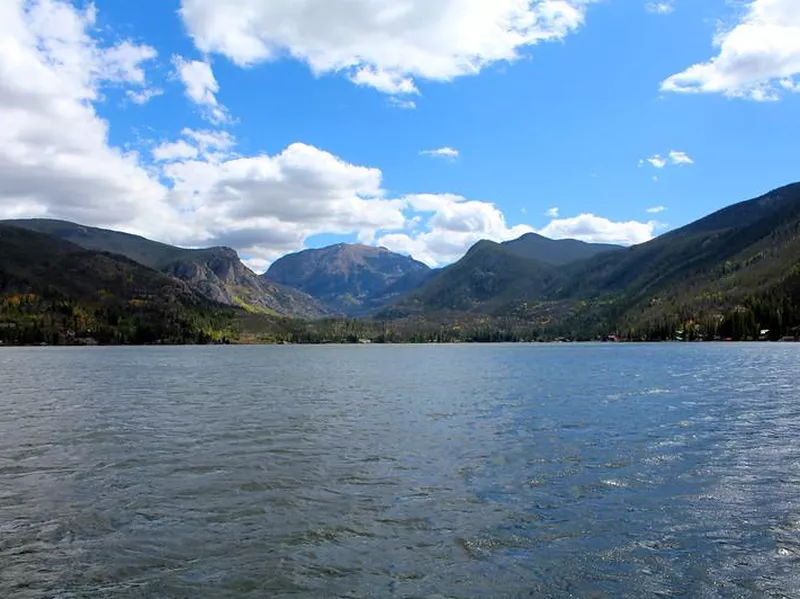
(1, 344), (799, 598)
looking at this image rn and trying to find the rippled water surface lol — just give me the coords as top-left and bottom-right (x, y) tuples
(1, 344), (800, 598)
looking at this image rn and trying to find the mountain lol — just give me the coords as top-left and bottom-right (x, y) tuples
(0, 225), (235, 344)
(264, 243), (432, 316)
(379, 240), (557, 317)
(548, 182), (800, 337)
(4, 183), (799, 343)
(501, 233), (620, 265)
(383, 183), (800, 340)
(379, 233), (620, 317)
(3, 219), (329, 319)
(557, 183), (800, 299)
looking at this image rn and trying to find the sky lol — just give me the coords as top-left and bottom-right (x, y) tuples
(1, 0), (799, 270)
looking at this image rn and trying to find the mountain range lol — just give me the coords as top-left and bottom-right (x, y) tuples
(4, 220), (329, 320)
(386, 182), (800, 340)
(1, 182), (799, 343)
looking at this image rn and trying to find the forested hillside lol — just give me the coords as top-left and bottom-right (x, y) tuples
(5, 219), (329, 319)
(382, 183), (800, 341)
(0, 226), (236, 345)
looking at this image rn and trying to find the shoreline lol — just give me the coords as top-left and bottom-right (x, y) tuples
(2, 338), (798, 348)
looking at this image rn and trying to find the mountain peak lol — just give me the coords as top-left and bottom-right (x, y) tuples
(501, 233), (621, 265)
(264, 242), (432, 316)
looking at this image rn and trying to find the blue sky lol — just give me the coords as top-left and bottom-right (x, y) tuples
(1, 0), (798, 269)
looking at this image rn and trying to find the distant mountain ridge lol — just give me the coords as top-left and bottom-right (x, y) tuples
(501, 233), (620, 265)
(4, 181), (799, 343)
(379, 240), (557, 316)
(264, 243), (434, 316)
(384, 182), (800, 340)
(3, 219), (330, 319)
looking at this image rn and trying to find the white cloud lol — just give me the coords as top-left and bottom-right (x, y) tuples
(125, 87), (163, 105)
(0, 0), (659, 272)
(546, 207), (560, 217)
(537, 214), (658, 245)
(646, 205), (667, 213)
(377, 194), (533, 266)
(420, 147), (460, 160)
(379, 204), (659, 266)
(0, 1), (406, 263)
(0, 0), (168, 231)
(668, 150), (694, 165)
(351, 67), (419, 95)
(181, 128), (236, 156)
(388, 97), (417, 110)
(645, 155), (668, 169)
(158, 141), (410, 266)
(641, 151), (694, 169)
(178, 0), (591, 95)
(173, 57), (231, 124)
(662, 0), (800, 101)
(152, 140), (199, 162)
(645, 2), (674, 14)
(780, 78), (800, 92)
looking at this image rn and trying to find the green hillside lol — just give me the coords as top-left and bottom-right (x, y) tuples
(550, 183), (800, 339)
(382, 183), (800, 341)
(4, 219), (329, 319)
(380, 240), (558, 317)
(0, 225), (236, 345)
(501, 233), (620, 265)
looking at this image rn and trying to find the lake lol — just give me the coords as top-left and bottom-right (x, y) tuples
(1, 344), (799, 598)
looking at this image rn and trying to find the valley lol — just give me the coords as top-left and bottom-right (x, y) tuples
(2, 182), (800, 344)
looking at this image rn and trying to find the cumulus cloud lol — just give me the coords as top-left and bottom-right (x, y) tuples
(169, 143), (403, 229)
(537, 214), (658, 245)
(0, 1), (404, 262)
(173, 57), (231, 124)
(646, 2), (674, 14)
(420, 147), (460, 160)
(0, 0), (658, 271)
(178, 0), (591, 95)
(376, 194), (533, 266)
(378, 199), (660, 265)
(640, 151), (694, 169)
(662, 0), (800, 101)
(378, 203), (659, 266)
(647, 205), (667, 213)
(546, 207), (560, 217)
(0, 0), (168, 232)
(155, 140), (412, 266)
